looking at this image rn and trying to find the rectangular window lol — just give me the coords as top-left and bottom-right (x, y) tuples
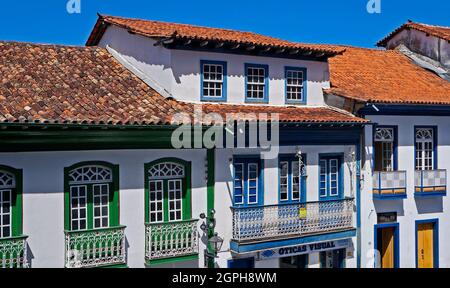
(149, 180), (164, 223)
(233, 158), (262, 206)
(285, 67), (307, 103)
(279, 162), (289, 201)
(93, 184), (109, 229)
(247, 163), (258, 204)
(279, 157), (305, 203)
(234, 164), (244, 205)
(374, 127), (395, 171)
(0, 189), (12, 238)
(319, 156), (342, 200)
(168, 179), (183, 221)
(201, 61), (227, 101)
(245, 64), (268, 102)
(70, 186), (87, 231)
(415, 128), (435, 171)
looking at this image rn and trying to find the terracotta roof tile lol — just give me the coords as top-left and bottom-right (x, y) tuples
(0, 41), (366, 126)
(86, 15), (345, 55)
(378, 21), (450, 47)
(326, 46), (450, 105)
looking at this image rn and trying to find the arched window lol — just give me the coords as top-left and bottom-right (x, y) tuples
(0, 166), (23, 239)
(145, 159), (191, 223)
(415, 127), (436, 171)
(65, 162), (119, 231)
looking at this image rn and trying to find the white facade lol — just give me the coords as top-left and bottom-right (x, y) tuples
(361, 115), (450, 268)
(98, 25), (329, 106)
(0, 143), (357, 268)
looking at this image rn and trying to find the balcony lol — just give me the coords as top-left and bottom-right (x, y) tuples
(373, 171), (407, 199)
(145, 219), (199, 263)
(231, 198), (354, 243)
(415, 170), (447, 197)
(64, 226), (126, 268)
(0, 235), (28, 268)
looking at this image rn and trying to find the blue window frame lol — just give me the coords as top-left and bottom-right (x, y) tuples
(279, 155), (307, 203)
(319, 155), (343, 200)
(415, 219), (439, 268)
(233, 157), (264, 207)
(414, 126), (437, 171)
(285, 67), (307, 104)
(245, 63), (269, 103)
(200, 60), (227, 102)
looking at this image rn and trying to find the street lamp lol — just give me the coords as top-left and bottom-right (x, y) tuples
(200, 210), (223, 268)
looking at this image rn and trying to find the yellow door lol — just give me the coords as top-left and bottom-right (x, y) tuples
(381, 227), (395, 268)
(417, 223), (434, 268)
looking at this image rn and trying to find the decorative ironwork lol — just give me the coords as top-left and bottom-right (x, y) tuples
(415, 128), (433, 141)
(0, 171), (15, 189)
(0, 236), (28, 268)
(415, 169), (447, 195)
(148, 162), (185, 180)
(68, 166), (112, 185)
(65, 226), (126, 268)
(145, 219), (198, 261)
(231, 198), (354, 243)
(373, 171), (407, 196)
(374, 128), (394, 142)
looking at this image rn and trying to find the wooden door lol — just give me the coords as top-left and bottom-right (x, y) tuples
(417, 223), (434, 268)
(381, 227), (395, 268)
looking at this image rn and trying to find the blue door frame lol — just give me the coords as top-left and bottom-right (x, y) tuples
(374, 223), (400, 268)
(415, 218), (439, 268)
(319, 154), (344, 201)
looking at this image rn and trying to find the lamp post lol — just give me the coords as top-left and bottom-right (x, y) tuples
(200, 210), (224, 268)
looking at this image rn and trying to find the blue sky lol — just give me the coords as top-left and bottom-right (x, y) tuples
(0, 0), (448, 48)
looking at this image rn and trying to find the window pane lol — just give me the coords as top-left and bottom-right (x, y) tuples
(168, 179), (183, 221)
(203, 63), (225, 98)
(149, 180), (163, 223)
(70, 186), (87, 231)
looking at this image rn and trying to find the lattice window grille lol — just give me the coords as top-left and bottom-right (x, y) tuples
(68, 166), (112, 185)
(148, 162), (185, 180)
(0, 171), (15, 189)
(374, 128), (394, 142)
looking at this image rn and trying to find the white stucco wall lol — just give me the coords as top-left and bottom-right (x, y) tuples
(214, 145), (357, 268)
(362, 115), (450, 268)
(98, 25), (330, 106)
(0, 149), (208, 268)
(0, 143), (357, 268)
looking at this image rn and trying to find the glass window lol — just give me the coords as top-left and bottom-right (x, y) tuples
(233, 159), (261, 206)
(286, 69), (305, 102)
(374, 127), (394, 171)
(246, 65), (267, 101)
(415, 128), (435, 171)
(202, 61), (226, 100)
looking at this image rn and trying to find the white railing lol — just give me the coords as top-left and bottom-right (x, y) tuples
(373, 171), (407, 196)
(65, 226), (126, 268)
(231, 198), (354, 243)
(0, 236), (28, 268)
(415, 169), (447, 194)
(145, 219), (198, 262)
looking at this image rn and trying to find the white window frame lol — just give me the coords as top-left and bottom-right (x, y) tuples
(70, 185), (88, 231)
(93, 184), (110, 229)
(279, 161), (289, 202)
(202, 62), (225, 99)
(247, 163), (259, 205)
(149, 180), (164, 223)
(168, 179), (183, 222)
(0, 189), (12, 238)
(286, 69), (304, 102)
(246, 66), (267, 100)
(233, 163), (245, 205)
(415, 128), (434, 171)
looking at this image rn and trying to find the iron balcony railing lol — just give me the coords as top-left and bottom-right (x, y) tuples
(415, 169), (447, 195)
(373, 171), (407, 198)
(0, 235), (28, 268)
(231, 198), (354, 243)
(64, 225), (126, 268)
(145, 219), (199, 262)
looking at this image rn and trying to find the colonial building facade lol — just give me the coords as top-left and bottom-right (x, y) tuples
(0, 16), (449, 268)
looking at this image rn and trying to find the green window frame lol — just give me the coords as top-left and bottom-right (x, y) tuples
(144, 158), (192, 223)
(64, 161), (120, 231)
(0, 165), (23, 238)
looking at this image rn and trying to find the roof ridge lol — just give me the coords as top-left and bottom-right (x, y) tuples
(0, 40), (101, 50)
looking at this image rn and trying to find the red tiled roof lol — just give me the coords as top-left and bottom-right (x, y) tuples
(325, 46), (450, 105)
(0, 41), (366, 126)
(86, 15), (345, 55)
(377, 21), (450, 47)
